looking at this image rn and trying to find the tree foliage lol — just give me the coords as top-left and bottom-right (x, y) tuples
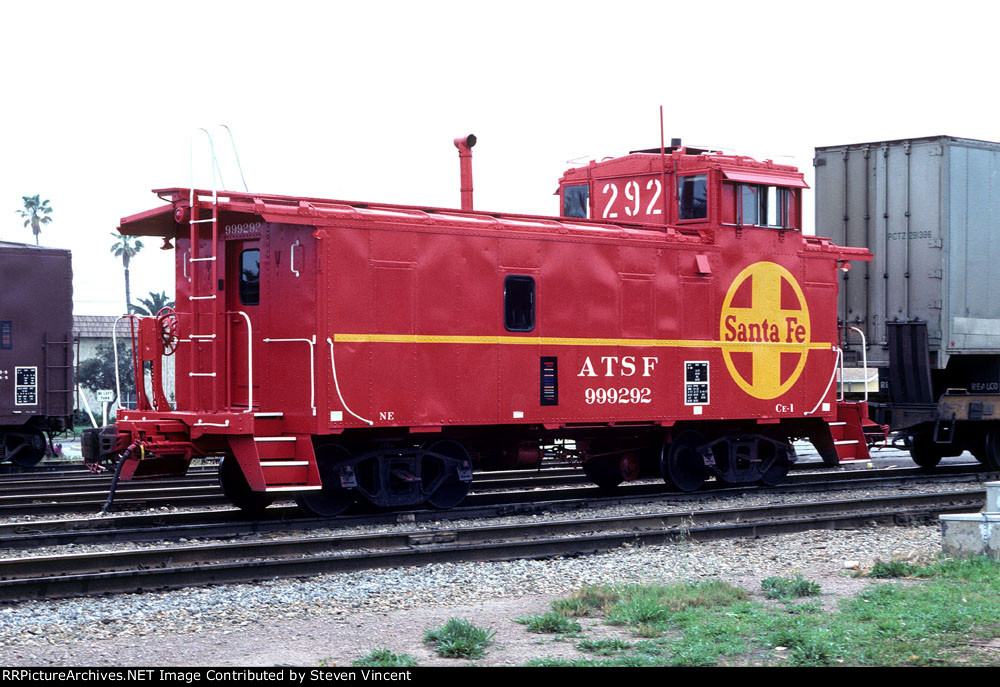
(77, 341), (135, 403)
(17, 195), (53, 245)
(109, 233), (144, 314)
(130, 290), (175, 316)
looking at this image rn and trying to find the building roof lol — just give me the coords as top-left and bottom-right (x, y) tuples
(73, 315), (120, 338)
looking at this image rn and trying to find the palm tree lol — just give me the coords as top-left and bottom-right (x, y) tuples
(130, 290), (175, 316)
(17, 195), (53, 245)
(109, 233), (144, 315)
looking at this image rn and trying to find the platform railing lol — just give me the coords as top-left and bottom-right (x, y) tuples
(838, 325), (874, 402)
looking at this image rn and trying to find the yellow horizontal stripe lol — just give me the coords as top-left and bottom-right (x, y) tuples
(333, 333), (831, 351)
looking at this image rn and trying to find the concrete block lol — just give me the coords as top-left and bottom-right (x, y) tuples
(986, 481), (1000, 514)
(940, 513), (1000, 560)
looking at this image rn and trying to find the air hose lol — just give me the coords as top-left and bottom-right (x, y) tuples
(100, 443), (140, 514)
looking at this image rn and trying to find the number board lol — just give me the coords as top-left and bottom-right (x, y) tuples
(684, 361), (709, 405)
(598, 176), (665, 221)
(15, 366), (37, 406)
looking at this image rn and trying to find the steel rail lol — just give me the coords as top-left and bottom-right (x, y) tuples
(0, 470), (993, 551)
(0, 466), (579, 495)
(0, 475), (220, 494)
(0, 463), (993, 519)
(0, 490), (984, 602)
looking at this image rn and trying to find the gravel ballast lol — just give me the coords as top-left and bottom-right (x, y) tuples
(0, 446), (984, 666)
(0, 522), (945, 666)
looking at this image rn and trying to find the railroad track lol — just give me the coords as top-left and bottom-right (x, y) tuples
(0, 489), (984, 602)
(0, 467), (586, 517)
(1, 466), (995, 550)
(0, 459), (992, 519)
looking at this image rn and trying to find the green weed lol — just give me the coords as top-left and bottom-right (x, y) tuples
(350, 649), (419, 667)
(423, 618), (496, 659)
(576, 637), (632, 655)
(761, 575), (822, 600)
(516, 611), (583, 635)
(550, 585), (619, 617)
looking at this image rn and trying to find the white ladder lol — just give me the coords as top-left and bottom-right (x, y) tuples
(186, 126), (249, 410)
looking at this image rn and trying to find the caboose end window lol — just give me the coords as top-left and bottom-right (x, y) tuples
(504, 275), (535, 332)
(678, 175), (708, 220)
(239, 249), (260, 306)
(562, 185), (590, 218)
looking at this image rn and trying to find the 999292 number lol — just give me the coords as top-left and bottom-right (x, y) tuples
(584, 387), (652, 405)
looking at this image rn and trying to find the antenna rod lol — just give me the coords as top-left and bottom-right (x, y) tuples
(659, 106), (668, 219)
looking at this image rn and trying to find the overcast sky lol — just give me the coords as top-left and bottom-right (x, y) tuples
(3, 0), (997, 315)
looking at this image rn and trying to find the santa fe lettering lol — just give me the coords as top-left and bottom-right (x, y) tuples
(723, 316), (805, 343)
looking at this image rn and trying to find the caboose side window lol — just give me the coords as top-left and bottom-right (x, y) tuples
(239, 249), (260, 306)
(737, 184), (794, 229)
(562, 185), (590, 218)
(504, 275), (535, 332)
(765, 186), (782, 227)
(678, 175), (707, 220)
(740, 184), (759, 226)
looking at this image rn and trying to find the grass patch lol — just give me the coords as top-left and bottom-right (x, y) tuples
(869, 559), (922, 579)
(761, 575), (822, 600)
(423, 618), (496, 659)
(516, 557), (1000, 667)
(605, 581), (750, 631)
(524, 657), (604, 667)
(577, 638), (632, 656)
(351, 649), (419, 667)
(550, 585), (619, 617)
(516, 611), (583, 635)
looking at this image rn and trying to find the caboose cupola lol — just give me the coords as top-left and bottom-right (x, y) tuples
(557, 145), (807, 231)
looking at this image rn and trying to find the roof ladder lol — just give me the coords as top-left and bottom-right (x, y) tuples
(187, 129), (222, 411)
(187, 126), (249, 412)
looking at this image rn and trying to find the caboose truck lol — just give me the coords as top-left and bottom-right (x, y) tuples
(84, 136), (872, 514)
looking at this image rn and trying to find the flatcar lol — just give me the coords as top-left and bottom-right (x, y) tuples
(817, 135), (1000, 470)
(0, 241), (74, 466)
(83, 136), (872, 514)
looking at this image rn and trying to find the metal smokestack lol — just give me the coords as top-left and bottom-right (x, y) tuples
(454, 134), (477, 211)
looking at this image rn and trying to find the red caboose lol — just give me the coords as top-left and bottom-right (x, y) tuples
(85, 136), (872, 514)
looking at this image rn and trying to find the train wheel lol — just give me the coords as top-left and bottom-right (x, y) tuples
(296, 443), (356, 517)
(4, 427), (47, 467)
(423, 439), (472, 509)
(661, 431), (707, 492)
(583, 452), (641, 491)
(758, 442), (791, 486)
(583, 456), (623, 491)
(978, 429), (1000, 471)
(908, 432), (943, 469)
(218, 455), (276, 513)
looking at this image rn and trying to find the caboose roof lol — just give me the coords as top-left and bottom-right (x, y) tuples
(117, 188), (713, 244)
(558, 149), (808, 188)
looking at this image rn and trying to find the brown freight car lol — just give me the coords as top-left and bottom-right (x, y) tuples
(0, 242), (74, 466)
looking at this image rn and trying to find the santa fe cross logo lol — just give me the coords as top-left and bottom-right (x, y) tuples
(719, 261), (811, 400)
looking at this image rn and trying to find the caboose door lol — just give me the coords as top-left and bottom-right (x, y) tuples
(226, 237), (263, 410)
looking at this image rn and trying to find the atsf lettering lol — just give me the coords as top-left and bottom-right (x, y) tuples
(577, 356), (658, 378)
